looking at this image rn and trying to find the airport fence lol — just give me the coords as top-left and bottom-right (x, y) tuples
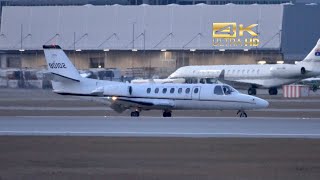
(0, 68), (52, 89)
(0, 68), (125, 89)
(0, 66), (176, 89)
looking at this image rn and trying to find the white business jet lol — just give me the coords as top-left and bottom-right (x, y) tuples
(43, 45), (269, 117)
(168, 39), (320, 95)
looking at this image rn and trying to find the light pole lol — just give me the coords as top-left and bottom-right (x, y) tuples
(20, 24), (23, 51)
(131, 22), (136, 77)
(18, 24), (31, 52)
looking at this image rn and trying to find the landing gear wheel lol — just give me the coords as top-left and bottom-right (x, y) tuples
(240, 112), (247, 117)
(130, 111), (140, 117)
(163, 111), (172, 117)
(248, 88), (257, 95)
(268, 88), (278, 95)
(237, 110), (247, 118)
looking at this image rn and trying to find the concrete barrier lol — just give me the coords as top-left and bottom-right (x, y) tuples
(283, 85), (309, 98)
(25, 80), (43, 89)
(0, 79), (7, 87)
(7, 80), (19, 88)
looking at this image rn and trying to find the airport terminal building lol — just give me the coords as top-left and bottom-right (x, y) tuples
(0, 1), (319, 78)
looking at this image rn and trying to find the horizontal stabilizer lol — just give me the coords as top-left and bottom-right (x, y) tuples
(43, 45), (62, 49)
(52, 73), (80, 82)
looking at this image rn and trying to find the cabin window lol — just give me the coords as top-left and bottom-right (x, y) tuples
(185, 88), (190, 94)
(147, 88), (151, 93)
(247, 70), (250, 74)
(178, 88), (182, 94)
(232, 70), (235, 74)
(237, 70), (240, 74)
(155, 88), (159, 93)
(257, 69), (260, 74)
(170, 88), (175, 93)
(252, 69), (255, 73)
(194, 88), (199, 94)
(162, 88), (167, 94)
(214, 85), (224, 95)
(242, 70), (245, 74)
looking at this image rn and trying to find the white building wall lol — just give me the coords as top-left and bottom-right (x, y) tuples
(0, 5), (283, 51)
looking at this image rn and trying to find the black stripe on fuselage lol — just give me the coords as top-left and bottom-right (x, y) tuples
(56, 92), (97, 96)
(117, 99), (154, 106)
(51, 73), (80, 82)
(55, 92), (255, 104)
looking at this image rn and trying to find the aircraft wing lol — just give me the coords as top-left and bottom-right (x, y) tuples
(217, 77), (263, 89)
(109, 97), (175, 113)
(131, 78), (185, 84)
(216, 69), (263, 88)
(238, 79), (262, 86)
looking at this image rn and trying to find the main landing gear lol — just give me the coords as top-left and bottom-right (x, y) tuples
(130, 110), (140, 117)
(237, 110), (247, 118)
(163, 110), (172, 117)
(130, 109), (172, 117)
(268, 87), (278, 95)
(248, 87), (257, 95)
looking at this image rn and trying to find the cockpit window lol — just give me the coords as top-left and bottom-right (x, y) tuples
(214, 85), (224, 95)
(222, 85), (237, 95)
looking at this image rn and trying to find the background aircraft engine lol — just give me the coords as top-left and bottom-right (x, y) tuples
(301, 67), (306, 75)
(270, 65), (305, 78)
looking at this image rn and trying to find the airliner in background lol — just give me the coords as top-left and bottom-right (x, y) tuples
(167, 39), (320, 95)
(43, 45), (268, 117)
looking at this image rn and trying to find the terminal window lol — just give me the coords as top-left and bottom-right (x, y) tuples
(90, 57), (104, 68)
(176, 57), (189, 68)
(7, 57), (21, 68)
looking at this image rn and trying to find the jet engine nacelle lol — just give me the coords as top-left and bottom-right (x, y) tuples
(270, 65), (306, 78)
(103, 84), (130, 96)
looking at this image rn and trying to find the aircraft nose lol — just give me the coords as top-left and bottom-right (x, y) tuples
(255, 97), (269, 108)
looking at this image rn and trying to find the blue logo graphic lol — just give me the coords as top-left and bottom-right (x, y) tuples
(315, 52), (320, 56)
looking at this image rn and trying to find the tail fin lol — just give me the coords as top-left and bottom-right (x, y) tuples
(43, 45), (81, 82)
(302, 39), (320, 62)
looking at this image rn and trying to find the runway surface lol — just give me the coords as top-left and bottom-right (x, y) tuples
(1, 116), (320, 138)
(1, 88), (320, 180)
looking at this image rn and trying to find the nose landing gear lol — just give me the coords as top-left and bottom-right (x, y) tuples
(237, 110), (247, 118)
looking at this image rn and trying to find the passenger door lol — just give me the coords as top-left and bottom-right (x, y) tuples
(191, 86), (201, 100)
